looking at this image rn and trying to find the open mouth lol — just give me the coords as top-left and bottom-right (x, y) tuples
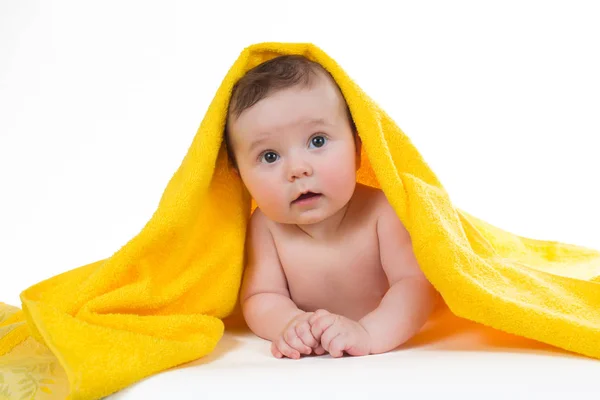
(292, 191), (321, 203)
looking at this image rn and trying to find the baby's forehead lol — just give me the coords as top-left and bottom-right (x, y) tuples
(235, 115), (335, 146)
(232, 85), (343, 131)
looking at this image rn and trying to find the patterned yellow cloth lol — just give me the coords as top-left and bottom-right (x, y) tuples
(0, 304), (68, 399)
(1, 42), (599, 399)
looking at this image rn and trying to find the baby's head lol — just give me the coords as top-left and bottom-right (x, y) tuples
(225, 55), (360, 225)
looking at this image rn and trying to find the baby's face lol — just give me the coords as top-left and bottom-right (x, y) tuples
(228, 75), (358, 225)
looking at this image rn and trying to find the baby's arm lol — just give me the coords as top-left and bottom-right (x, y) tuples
(241, 209), (323, 358)
(358, 199), (439, 354)
(240, 209), (302, 341)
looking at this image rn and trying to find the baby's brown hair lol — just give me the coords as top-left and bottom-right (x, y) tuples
(224, 55), (356, 168)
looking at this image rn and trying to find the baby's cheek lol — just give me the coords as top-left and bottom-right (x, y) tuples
(247, 177), (285, 214)
(322, 160), (356, 194)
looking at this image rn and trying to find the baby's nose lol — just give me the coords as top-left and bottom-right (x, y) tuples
(287, 159), (313, 181)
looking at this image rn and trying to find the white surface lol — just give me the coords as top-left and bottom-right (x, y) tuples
(110, 307), (600, 399)
(1, 1), (600, 399)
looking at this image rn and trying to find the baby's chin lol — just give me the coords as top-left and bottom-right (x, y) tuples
(289, 214), (328, 226)
(267, 214), (325, 226)
(270, 209), (341, 226)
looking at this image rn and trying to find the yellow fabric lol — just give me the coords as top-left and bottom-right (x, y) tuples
(1, 41), (600, 399)
(0, 337), (69, 400)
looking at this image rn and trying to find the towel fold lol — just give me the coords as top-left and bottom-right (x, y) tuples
(1, 42), (599, 400)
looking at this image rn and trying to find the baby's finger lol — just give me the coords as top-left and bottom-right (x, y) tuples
(313, 344), (326, 356)
(271, 341), (283, 359)
(295, 321), (318, 348)
(328, 335), (347, 358)
(308, 309), (330, 325)
(284, 328), (311, 355)
(277, 337), (300, 359)
(320, 325), (343, 353)
(310, 314), (337, 341)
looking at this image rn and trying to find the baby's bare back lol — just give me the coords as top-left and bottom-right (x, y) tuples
(269, 185), (390, 321)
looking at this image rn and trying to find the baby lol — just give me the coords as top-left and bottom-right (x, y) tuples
(224, 55), (439, 359)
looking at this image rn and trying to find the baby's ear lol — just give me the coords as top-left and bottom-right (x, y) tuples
(223, 148), (240, 176)
(354, 133), (362, 170)
(228, 161), (240, 176)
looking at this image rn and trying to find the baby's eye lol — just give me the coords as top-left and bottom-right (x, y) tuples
(260, 151), (279, 164)
(309, 135), (327, 149)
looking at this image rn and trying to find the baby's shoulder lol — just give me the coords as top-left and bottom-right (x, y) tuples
(247, 207), (272, 238)
(353, 184), (402, 225)
(353, 183), (392, 212)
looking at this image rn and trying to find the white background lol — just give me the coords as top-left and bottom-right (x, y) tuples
(2, 1), (600, 399)
(1, 1), (599, 322)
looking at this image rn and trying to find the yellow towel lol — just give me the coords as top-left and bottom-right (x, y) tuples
(1, 41), (600, 399)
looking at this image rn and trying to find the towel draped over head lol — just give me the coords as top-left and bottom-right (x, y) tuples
(1, 42), (599, 400)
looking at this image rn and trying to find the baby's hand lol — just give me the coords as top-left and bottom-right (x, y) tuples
(309, 309), (371, 358)
(272, 312), (326, 359)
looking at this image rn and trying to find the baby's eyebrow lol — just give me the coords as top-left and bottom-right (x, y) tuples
(306, 118), (328, 126)
(246, 118), (330, 153)
(247, 135), (271, 154)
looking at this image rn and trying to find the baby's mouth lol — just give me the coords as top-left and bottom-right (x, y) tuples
(292, 191), (321, 203)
